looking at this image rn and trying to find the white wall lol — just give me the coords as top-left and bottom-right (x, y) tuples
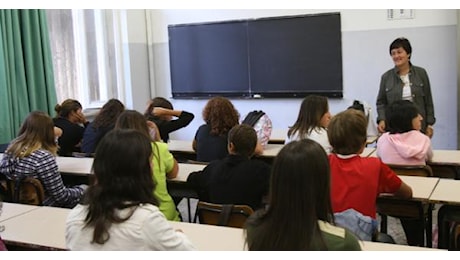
(127, 9), (457, 149)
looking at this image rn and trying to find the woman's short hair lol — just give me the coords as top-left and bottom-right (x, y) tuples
(389, 37), (412, 57)
(386, 100), (420, 134)
(328, 109), (367, 155)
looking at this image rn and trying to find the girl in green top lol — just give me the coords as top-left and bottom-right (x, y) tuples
(115, 110), (180, 221)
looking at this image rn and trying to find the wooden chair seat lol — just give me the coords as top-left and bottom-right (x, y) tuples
(5, 176), (45, 206)
(196, 201), (254, 228)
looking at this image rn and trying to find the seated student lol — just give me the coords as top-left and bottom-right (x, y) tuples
(327, 109), (413, 239)
(144, 97), (195, 143)
(377, 100), (433, 165)
(187, 124), (271, 211)
(53, 99), (89, 156)
(66, 129), (195, 250)
(244, 139), (361, 250)
(0, 111), (86, 208)
(115, 110), (180, 221)
(193, 96), (239, 162)
(376, 100), (433, 246)
(285, 95), (332, 154)
(81, 99), (125, 154)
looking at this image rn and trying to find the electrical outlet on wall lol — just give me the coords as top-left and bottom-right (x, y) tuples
(387, 9), (414, 20)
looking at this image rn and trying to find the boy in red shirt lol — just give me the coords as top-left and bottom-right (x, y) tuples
(327, 110), (412, 235)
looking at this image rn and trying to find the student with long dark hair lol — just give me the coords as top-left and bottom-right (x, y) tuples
(286, 95), (332, 154)
(244, 139), (361, 250)
(65, 129), (195, 250)
(81, 99), (125, 154)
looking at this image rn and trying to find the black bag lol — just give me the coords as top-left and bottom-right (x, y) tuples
(348, 100), (365, 113)
(242, 110), (265, 127)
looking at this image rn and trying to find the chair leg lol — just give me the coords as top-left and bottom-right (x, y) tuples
(187, 198), (193, 223)
(426, 204), (433, 248)
(380, 214), (388, 233)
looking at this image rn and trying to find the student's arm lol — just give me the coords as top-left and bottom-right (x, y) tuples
(254, 141), (263, 156)
(192, 139), (197, 151)
(393, 181), (413, 199)
(378, 160), (413, 199)
(166, 159), (179, 179)
(153, 108), (194, 132)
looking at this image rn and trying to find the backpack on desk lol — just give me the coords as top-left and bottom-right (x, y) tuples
(242, 110), (272, 147)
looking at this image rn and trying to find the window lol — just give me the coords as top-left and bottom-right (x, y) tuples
(46, 9), (127, 108)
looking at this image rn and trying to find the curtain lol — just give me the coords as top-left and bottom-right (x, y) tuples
(0, 9), (57, 143)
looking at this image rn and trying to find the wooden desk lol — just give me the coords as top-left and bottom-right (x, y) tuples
(268, 128), (287, 144)
(171, 221), (443, 251)
(429, 150), (460, 166)
(1, 206), (70, 250)
(0, 204), (445, 251)
(398, 176), (439, 202)
(360, 241), (443, 251)
(167, 140), (196, 155)
(171, 221), (246, 250)
(366, 135), (379, 146)
(0, 202), (39, 222)
(173, 163), (206, 183)
(56, 156), (93, 176)
(429, 179), (460, 205)
(168, 139), (285, 160)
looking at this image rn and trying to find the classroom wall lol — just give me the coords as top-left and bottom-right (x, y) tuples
(127, 9), (458, 149)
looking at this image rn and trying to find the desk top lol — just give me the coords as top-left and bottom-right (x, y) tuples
(167, 140), (195, 154)
(0, 203), (445, 251)
(0, 205), (69, 250)
(173, 163), (207, 182)
(168, 140), (285, 159)
(398, 176), (440, 201)
(56, 156), (93, 175)
(429, 150), (460, 166)
(171, 221), (246, 250)
(429, 178), (460, 205)
(0, 202), (39, 223)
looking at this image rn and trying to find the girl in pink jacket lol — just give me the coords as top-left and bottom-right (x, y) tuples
(377, 100), (433, 165)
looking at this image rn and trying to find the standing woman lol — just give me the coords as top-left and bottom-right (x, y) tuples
(376, 37), (435, 137)
(193, 96), (240, 162)
(81, 99), (125, 154)
(53, 99), (89, 156)
(285, 95), (332, 154)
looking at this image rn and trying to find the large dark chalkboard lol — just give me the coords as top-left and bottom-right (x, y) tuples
(168, 12), (342, 99)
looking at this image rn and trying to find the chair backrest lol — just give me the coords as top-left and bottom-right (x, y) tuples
(5, 176), (45, 206)
(387, 164), (433, 177)
(196, 201), (254, 228)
